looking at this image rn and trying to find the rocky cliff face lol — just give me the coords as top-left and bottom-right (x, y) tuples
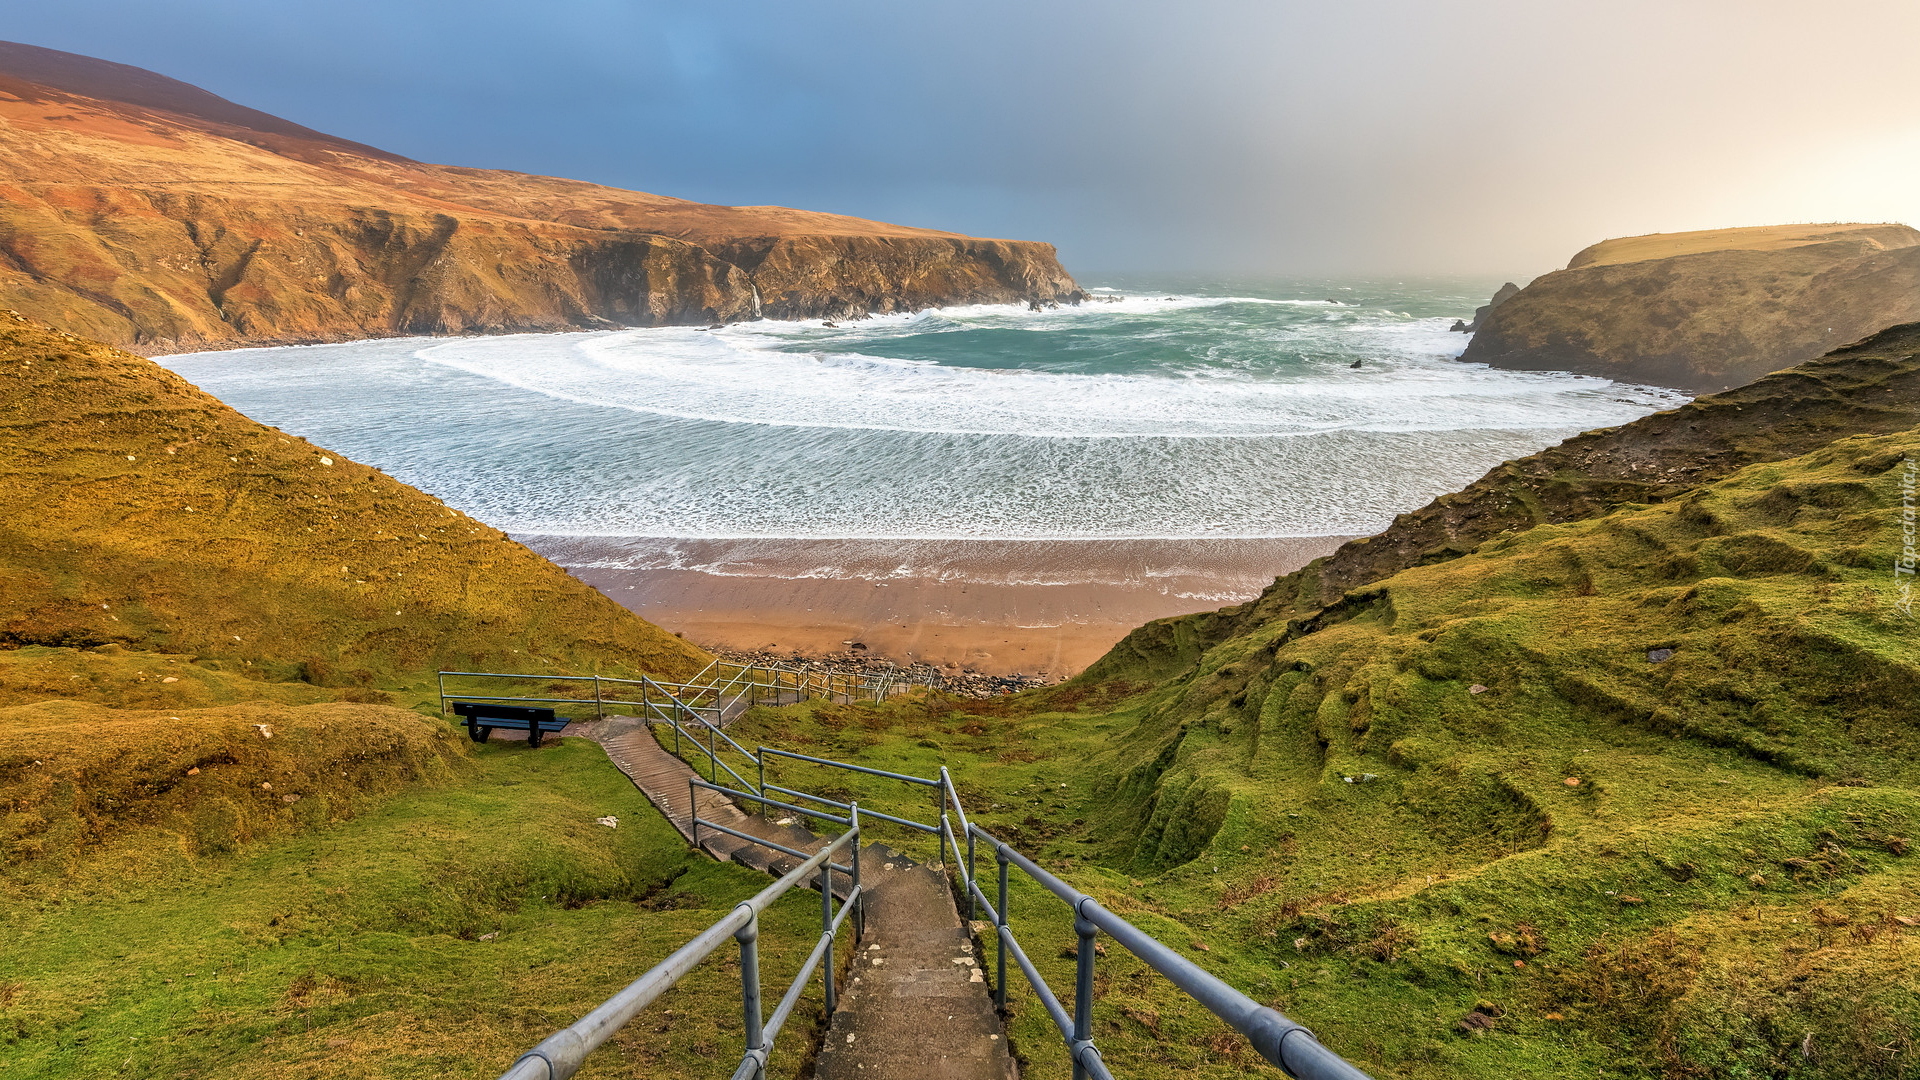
(1449, 280), (1518, 333)
(0, 41), (1084, 352)
(1460, 223), (1920, 392)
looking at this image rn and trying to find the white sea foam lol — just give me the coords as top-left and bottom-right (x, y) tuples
(412, 300), (1681, 439)
(160, 284), (1692, 541)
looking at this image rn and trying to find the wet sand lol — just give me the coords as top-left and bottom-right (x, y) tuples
(522, 536), (1350, 677)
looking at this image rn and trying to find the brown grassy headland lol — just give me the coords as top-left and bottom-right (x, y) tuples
(1462, 223), (1920, 391)
(0, 39), (1084, 352)
(1565, 223), (1920, 269)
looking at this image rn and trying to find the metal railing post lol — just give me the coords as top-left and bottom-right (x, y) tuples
(934, 784), (945, 849)
(821, 863), (837, 1013)
(757, 755), (768, 820)
(437, 671), (447, 715)
(850, 802), (864, 937)
(1073, 910), (1098, 1080)
(594, 675), (604, 720)
(995, 847), (1010, 1012)
(737, 911), (765, 1080)
(690, 776), (700, 851)
(965, 793), (978, 920)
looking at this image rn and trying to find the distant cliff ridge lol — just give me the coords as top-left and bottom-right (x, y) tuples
(1459, 222), (1920, 392)
(0, 40), (1084, 352)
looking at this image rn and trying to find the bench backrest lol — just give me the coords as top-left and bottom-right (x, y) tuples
(451, 701), (561, 724)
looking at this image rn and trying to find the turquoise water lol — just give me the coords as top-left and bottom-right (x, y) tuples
(160, 277), (1688, 544)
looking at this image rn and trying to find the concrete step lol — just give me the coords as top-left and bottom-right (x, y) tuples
(575, 719), (1013, 1079)
(813, 848), (1017, 1080)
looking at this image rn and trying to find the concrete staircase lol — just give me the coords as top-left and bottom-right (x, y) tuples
(572, 717), (1018, 1079)
(813, 846), (1017, 1080)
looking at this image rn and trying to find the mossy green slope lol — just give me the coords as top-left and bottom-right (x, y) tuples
(1084, 428), (1920, 1076)
(1, 699), (463, 886)
(0, 734), (834, 1080)
(736, 426), (1920, 1079)
(1090, 322), (1920, 685)
(0, 309), (709, 685)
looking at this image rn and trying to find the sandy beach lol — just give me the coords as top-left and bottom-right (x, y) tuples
(522, 536), (1350, 676)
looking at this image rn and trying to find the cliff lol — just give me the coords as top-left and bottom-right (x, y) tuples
(0, 41), (1084, 351)
(1459, 222), (1920, 392)
(1089, 320), (1920, 681)
(0, 309), (711, 683)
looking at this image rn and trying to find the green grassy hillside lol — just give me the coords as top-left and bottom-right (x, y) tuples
(0, 309), (709, 690)
(0, 722), (833, 1080)
(1074, 427), (1920, 1076)
(732, 424), (1920, 1079)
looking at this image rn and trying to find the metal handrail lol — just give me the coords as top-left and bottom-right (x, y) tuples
(687, 658), (937, 701)
(757, 747), (940, 787)
(660, 714), (758, 794)
(758, 785), (939, 835)
(469, 665), (1373, 1078)
(695, 714), (762, 761)
(966, 822), (1372, 1080)
(438, 665), (934, 740)
(702, 756), (1371, 1077)
(500, 826), (861, 1080)
(691, 778), (852, 834)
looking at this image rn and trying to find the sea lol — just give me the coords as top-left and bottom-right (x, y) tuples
(159, 275), (1690, 587)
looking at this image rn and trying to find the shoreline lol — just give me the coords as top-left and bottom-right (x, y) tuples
(526, 535), (1352, 677)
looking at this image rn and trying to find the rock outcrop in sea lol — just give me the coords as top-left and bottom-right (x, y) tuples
(1458, 223), (1920, 391)
(1449, 280), (1518, 333)
(0, 40), (1085, 352)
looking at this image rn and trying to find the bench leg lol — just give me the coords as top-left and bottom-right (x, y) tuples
(474, 725), (493, 744)
(528, 726), (544, 749)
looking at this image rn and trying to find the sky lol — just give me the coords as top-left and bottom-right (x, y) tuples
(11, 0), (1920, 278)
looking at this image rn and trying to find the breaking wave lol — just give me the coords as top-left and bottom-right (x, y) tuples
(160, 279), (1690, 540)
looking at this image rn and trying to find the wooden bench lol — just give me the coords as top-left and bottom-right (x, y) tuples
(451, 701), (569, 748)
